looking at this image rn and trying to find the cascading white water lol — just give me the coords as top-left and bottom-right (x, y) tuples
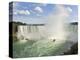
(17, 5), (71, 42)
(17, 25), (45, 41)
(13, 4), (78, 57)
(17, 26), (28, 40)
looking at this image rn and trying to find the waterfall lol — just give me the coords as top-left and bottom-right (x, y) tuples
(17, 25), (45, 40)
(17, 26), (28, 40)
(17, 5), (70, 42)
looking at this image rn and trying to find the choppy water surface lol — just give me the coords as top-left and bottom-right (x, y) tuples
(13, 24), (78, 58)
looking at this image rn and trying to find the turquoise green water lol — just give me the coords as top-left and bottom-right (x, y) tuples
(13, 24), (78, 58)
(13, 40), (69, 58)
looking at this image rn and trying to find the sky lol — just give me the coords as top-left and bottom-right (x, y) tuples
(9, 2), (78, 24)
